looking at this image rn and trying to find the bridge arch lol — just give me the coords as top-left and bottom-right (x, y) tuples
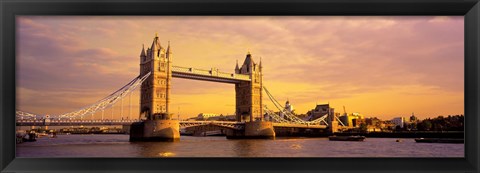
(140, 106), (151, 120)
(184, 122), (243, 136)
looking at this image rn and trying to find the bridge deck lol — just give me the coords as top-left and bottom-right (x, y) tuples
(172, 66), (250, 84)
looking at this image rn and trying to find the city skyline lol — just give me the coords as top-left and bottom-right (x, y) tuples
(16, 16), (464, 120)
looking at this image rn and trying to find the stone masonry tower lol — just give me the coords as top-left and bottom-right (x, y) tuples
(139, 33), (173, 120)
(131, 34), (179, 142)
(235, 52), (263, 122)
(230, 52), (274, 139)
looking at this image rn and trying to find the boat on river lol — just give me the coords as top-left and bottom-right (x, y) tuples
(414, 138), (464, 144)
(329, 135), (366, 141)
(16, 130), (27, 144)
(37, 132), (48, 138)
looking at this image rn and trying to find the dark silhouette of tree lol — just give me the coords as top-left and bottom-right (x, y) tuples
(416, 115), (463, 131)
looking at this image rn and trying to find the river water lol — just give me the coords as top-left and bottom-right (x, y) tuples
(16, 134), (464, 157)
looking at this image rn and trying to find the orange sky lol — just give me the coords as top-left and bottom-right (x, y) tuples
(16, 16), (464, 120)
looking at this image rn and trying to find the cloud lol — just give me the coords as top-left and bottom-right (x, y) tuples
(17, 17), (138, 91)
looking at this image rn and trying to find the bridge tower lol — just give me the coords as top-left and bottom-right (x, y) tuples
(235, 52), (263, 122)
(130, 34), (180, 142)
(232, 52), (275, 139)
(139, 33), (172, 119)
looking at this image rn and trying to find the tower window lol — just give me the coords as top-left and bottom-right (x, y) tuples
(160, 62), (165, 71)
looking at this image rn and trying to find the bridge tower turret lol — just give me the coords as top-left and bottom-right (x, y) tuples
(132, 34), (179, 142)
(165, 41), (173, 116)
(235, 60), (240, 74)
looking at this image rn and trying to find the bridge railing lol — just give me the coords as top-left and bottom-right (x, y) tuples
(272, 122), (327, 128)
(217, 71), (234, 78)
(172, 66), (250, 81)
(179, 120), (242, 124)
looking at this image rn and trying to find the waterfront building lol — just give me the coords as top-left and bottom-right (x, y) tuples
(193, 113), (237, 121)
(207, 115), (236, 121)
(391, 117), (405, 129)
(366, 125), (380, 132)
(196, 113), (218, 120)
(285, 100), (294, 112)
(365, 117), (381, 126)
(279, 100), (295, 119)
(404, 112), (419, 130)
(409, 112), (418, 122)
(382, 120), (396, 131)
(307, 104), (334, 121)
(339, 112), (364, 127)
(365, 117), (386, 132)
(222, 115), (237, 121)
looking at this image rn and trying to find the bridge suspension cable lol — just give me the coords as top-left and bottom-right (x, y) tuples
(16, 110), (39, 120)
(263, 86), (328, 125)
(262, 86), (331, 125)
(263, 105), (294, 123)
(53, 72), (151, 119)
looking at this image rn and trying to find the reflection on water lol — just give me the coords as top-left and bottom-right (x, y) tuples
(290, 144), (302, 150)
(158, 152), (175, 157)
(16, 134), (464, 157)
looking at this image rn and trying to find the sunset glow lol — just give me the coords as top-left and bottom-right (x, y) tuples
(16, 16), (464, 120)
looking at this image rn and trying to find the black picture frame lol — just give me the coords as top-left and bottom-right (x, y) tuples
(1, 0), (479, 172)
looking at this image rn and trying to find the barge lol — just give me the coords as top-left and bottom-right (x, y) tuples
(414, 138), (464, 144)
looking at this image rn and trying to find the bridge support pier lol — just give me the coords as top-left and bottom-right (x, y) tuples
(130, 119), (180, 142)
(227, 121), (275, 139)
(329, 121), (339, 133)
(245, 121), (275, 138)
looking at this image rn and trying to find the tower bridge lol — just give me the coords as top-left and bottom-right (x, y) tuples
(17, 34), (344, 141)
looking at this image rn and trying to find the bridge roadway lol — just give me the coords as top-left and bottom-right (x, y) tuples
(171, 66), (251, 84)
(16, 120), (327, 129)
